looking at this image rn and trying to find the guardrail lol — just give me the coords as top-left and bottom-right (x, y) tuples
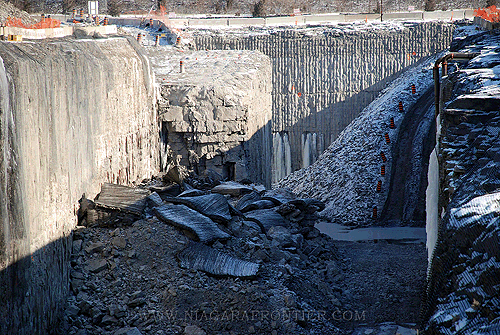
(158, 9), (475, 28)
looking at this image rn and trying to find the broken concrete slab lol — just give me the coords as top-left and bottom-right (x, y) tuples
(244, 209), (288, 232)
(211, 181), (253, 197)
(239, 200), (276, 213)
(177, 242), (259, 277)
(152, 203), (230, 243)
(94, 183), (151, 215)
(162, 193), (232, 223)
(262, 188), (298, 205)
(235, 191), (261, 211)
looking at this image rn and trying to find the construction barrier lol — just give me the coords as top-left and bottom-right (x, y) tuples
(389, 117), (395, 129)
(384, 133), (391, 144)
(7, 35), (22, 41)
(4, 17), (61, 29)
(475, 6), (500, 22)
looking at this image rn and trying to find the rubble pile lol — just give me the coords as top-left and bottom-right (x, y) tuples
(60, 174), (350, 335)
(0, 0), (37, 27)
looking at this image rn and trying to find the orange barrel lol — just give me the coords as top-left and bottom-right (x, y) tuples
(376, 180), (382, 192)
(372, 206), (377, 219)
(389, 117), (395, 129)
(180, 60), (184, 73)
(398, 101), (403, 112)
(381, 165), (385, 176)
(384, 133), (390, 144)
(411, 84), (416, 94)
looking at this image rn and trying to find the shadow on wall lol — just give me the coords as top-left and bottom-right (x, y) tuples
(0, 236), (71, 334)
(160, 118), (273, 187)
(272, 76), (403, 174)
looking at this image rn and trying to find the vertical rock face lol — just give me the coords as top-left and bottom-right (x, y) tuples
(192, 22), (454, 176)
(154, 50), (272, 186)
(0, 37), (158, 334)
(423, 29), (500, 333)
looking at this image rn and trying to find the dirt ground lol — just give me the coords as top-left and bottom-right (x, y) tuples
(335, 239), (427, 331)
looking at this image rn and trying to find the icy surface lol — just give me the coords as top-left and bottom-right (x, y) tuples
(426, 148), (439, 262)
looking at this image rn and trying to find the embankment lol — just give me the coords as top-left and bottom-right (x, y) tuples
(0, 36), (158, 333)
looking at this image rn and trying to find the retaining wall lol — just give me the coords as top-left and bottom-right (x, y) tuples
(0, 36), (158, 334)
(193, 22), (454, 178)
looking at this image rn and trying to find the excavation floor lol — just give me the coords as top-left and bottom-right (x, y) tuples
(335, 239), (426, 334)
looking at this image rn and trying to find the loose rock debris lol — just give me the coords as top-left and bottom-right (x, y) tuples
(64, 177), (357, 335)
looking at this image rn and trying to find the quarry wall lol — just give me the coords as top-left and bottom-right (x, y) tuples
(192, 22), (454, 181)
(153, 49), (273, 186)
(422, 29), (500, 333)
(0, 36), (158, 334)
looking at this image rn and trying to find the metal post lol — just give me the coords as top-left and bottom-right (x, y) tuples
(380, 0), (383, 21)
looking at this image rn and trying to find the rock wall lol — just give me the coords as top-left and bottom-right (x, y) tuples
(152, 49), (272, 186)
(422, 29), (500, 333)
(0, 36), (158, 334)
(192, 22), (454, 179)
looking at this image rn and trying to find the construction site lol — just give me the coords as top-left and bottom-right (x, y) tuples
(1, 1), (500, 334)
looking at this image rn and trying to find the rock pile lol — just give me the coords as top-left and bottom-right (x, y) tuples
(61, 176), (349, 335)
(0, 0), (37, 27)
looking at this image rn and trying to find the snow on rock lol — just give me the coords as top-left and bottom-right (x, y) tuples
(277, 55), (440, 225)
(423, 24), (500, 334)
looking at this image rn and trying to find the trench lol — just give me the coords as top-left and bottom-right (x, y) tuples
(381, 87), (436, 226)
(0, 20), (458, 335)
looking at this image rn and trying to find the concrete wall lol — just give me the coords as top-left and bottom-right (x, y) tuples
(193, 22), (454, 175)
(0, 36), (158, 334)
(166, 9), (475, 28)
